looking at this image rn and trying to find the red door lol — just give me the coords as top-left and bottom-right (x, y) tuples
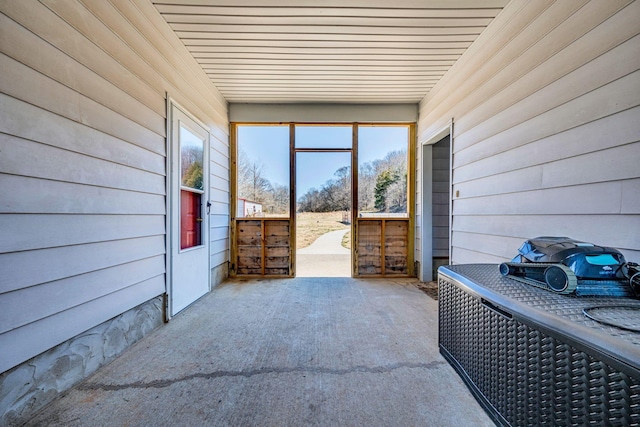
(180, 190), (202, 249)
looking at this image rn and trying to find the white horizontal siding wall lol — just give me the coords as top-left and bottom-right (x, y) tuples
(0, 0), (229, 373)
(418, 0), (640, 264)
(210, 128), (231, 268)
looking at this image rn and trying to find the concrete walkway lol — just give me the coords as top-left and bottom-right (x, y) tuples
(23, 277), (493, 427)
(297, 229), (350, 255)
(297, 229), (350, 277)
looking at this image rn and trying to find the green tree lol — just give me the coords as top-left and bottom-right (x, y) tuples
(374, 169), (399, 211)
(181, 146), (204, 190)
(183, 162), (203, 190)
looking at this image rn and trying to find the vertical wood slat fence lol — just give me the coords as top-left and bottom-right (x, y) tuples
(234, 218), (292, 276)
(356, 218), (409, 276)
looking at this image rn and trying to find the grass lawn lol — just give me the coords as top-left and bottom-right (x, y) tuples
(295, 211), (349, 249)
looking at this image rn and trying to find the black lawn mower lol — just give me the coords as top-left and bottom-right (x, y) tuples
(500, 237), (640, 297)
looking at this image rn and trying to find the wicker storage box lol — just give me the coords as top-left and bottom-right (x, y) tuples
(438, 264), (640, 427)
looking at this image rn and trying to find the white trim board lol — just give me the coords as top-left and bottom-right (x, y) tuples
(229, 103), (418, 123)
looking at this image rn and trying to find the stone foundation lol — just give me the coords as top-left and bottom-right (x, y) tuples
(1, 263), (229, 426)
(0, 296), (164, 426)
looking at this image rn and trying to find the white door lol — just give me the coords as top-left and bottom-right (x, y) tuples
(168, 103), (210, 316)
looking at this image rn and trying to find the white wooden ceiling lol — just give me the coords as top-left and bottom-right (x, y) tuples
(152, 0), (510, 103)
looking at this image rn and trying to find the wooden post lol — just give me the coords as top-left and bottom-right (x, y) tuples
(381, 219), (386, 275)
(351, 124), (358, 277)
(261, 219), (266, 276)
(408, 123), (416, 277)
(289, 123), (296, 277)
(229, 124), (238, 276)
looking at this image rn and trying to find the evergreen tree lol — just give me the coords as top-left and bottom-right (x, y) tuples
(374, 169), (399, 211)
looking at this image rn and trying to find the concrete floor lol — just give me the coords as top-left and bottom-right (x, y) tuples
(24, 277), (494, 427)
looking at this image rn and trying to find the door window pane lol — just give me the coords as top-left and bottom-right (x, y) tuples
(358, 126), (408, 217)
(237, 126), (290, 217)
(181, 190), (202, 249)
(179, 124), (205, 250)
(180, 125), (204, 191)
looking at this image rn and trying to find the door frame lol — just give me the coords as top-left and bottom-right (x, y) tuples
(294, 145), (354, 277)
(165, 97), (211, 320)
(230, 122), (415, 278)
(419, 120), (453, 281)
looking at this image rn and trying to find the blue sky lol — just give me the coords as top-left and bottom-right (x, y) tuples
(237, 125), (408, 196)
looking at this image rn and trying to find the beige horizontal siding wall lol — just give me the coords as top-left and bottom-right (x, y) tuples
(418, 0), (640, 264)
(0, 0), (229, 373)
